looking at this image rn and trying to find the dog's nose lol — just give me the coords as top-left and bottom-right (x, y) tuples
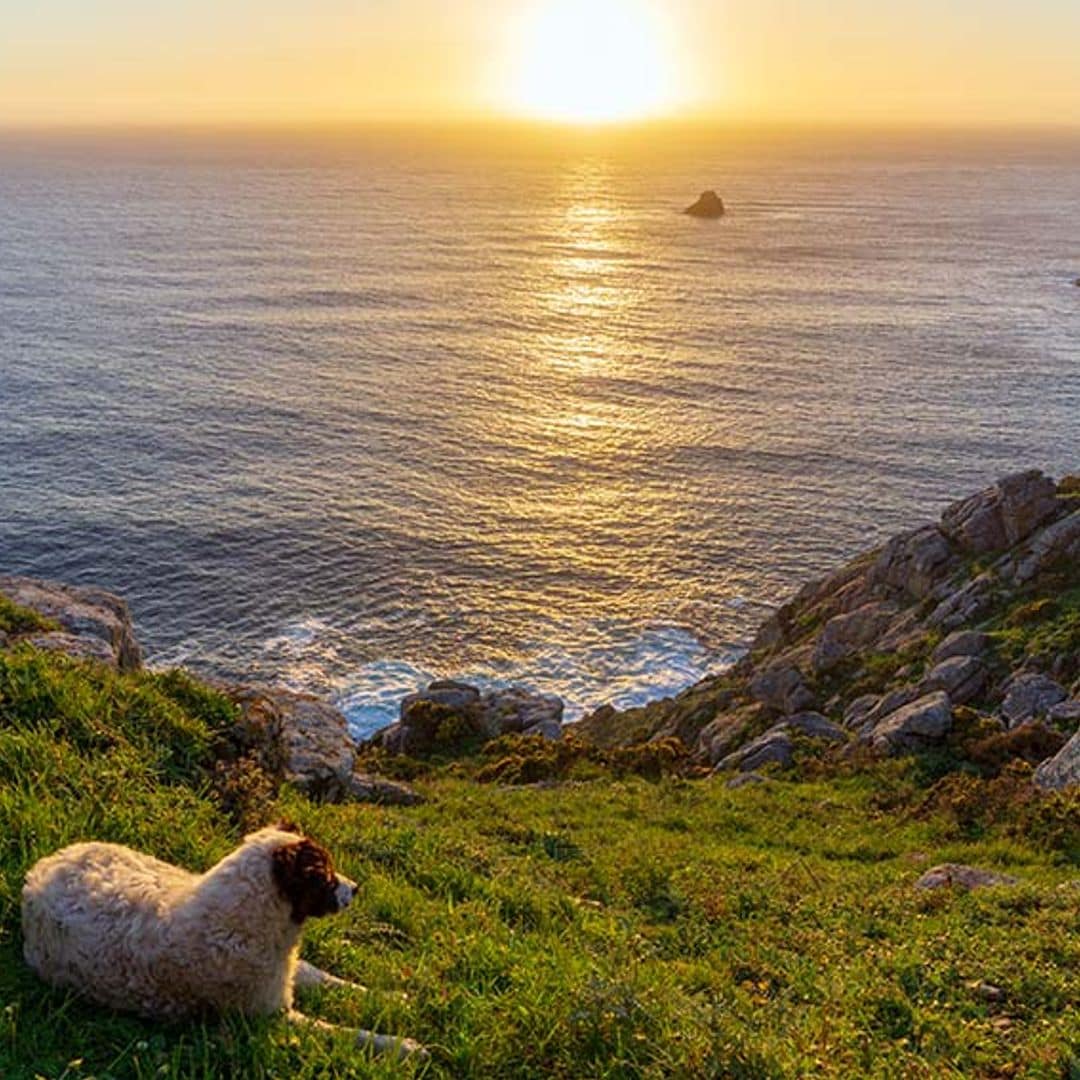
(334, 875), (357, 910)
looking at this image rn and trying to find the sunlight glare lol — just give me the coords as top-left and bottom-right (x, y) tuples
(506, 0), (679, 123)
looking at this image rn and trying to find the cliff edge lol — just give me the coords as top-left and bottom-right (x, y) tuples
(572, 469), (1079, 789)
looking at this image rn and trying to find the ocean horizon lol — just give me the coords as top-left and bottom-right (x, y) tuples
(2, 127), (1078, 737)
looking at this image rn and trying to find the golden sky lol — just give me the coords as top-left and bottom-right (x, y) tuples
(2, 0), (1079, 128)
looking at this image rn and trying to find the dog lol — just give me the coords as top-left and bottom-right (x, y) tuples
(21, 822), (425, 1058)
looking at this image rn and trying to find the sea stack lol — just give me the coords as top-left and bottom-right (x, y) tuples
(684, 190), (725, 218)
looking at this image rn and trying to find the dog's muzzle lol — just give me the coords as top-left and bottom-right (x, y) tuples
(334, 875), (357, 911)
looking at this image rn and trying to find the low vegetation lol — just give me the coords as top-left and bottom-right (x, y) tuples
(0, 597), (59, 637)
(1, 646), (1077, 1078)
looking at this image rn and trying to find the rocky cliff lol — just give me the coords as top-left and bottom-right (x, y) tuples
(2, 470), (1077, 793)
(572, 469), (1079, 789)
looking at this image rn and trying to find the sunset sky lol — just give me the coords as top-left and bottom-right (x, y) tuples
(2, 0), (1079, 128)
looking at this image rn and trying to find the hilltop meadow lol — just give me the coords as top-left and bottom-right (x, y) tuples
(0, 640), (1077, 1079)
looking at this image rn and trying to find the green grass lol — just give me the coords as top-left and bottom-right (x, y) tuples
(0, 597), (60, 636)
(986, 568), (1080, 685)
(1, 648), (1078, 1078)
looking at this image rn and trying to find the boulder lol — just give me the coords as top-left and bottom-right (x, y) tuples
(782, 711), (847, 741)
(869, 526), (956, 600)
(717, 729), (795, 773)
(812, 602), (897, 673)
(716, 712), (844, 772)
(227, 685), (422, 805)
(869, 691), (952, 753)
(726, 772), (770, 789)
(479, 687), (563, 736)
(400, 679), (479, 717)
(1000, 673), (1067, 729)
(375, 681), (564, 755)
(931, 630), (990, 664)
(748, 665), (816, 714)
(926, 572), (997, 632)
(696, 706), (761, 765)
(23, 631), (118, 667)
(919, 655), (988, 705)
(915, 864), (1018, 891)
(1005, 509), (1080, 585)
(843, 694), (880, 729)
(940, 470), (1059, 555)
(346, 773), (424, 806)
(684, 190), (725, 218)
(856, 685), (922, 734)
(0, 575), (142, 671)
(1033, 729), (1080, 790)
(522, 717), (564, 741)
(1047, 699), (1080, 728)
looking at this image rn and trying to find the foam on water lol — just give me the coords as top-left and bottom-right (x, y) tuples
(249, 616), (743, 738)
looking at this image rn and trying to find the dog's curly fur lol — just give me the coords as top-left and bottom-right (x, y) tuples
(21, 824), (425, 1057)
(21, 824), (350, 1018)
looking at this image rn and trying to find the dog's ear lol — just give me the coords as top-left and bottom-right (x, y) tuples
(272, 838), (339, 923)
(273, 819), (303, 834)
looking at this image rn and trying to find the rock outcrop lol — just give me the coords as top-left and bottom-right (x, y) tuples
(1033, 728), (1080, 790)
(684, 190), (725, 218)
(0, 578), (419, 805)
(371, 680), (564, 757)
(571, 470), (1080, 785)
(715, 712), (845, 773)
(0, 576), (143, 671)
(914, 864), (1018, 891)
(224, 685), (422, 805)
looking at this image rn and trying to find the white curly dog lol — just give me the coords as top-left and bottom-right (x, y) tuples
(21, 822), (425, 1059)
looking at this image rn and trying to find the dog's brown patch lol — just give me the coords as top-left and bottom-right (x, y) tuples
(272, 838), (340, 923)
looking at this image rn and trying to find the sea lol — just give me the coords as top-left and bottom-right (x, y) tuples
(1, 126), (1077, 737)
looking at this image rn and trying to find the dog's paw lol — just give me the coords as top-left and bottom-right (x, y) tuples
(363, 1031), (429, 1061)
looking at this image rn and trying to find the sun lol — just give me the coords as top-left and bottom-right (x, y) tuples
(505, 0), (679, 124)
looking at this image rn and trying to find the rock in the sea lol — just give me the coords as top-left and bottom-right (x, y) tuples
(915, 864), (1018, 890)
(869, 690), (952, 753)
(227, 685), (421, 804)
(1000, 673), (1067, 729)
(1033, 729), (1080, 790)
(0, 575), (142, 671)
(940, 469), (1059, 555)
(684, 190), (725, 218)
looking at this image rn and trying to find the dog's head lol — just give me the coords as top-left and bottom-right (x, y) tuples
(269, 824), (357, 924)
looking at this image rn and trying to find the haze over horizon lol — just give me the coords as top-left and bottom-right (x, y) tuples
(3, 0), (1080, 130)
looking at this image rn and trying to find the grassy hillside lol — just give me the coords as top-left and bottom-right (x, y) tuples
(1, 642), (1078, 1079)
